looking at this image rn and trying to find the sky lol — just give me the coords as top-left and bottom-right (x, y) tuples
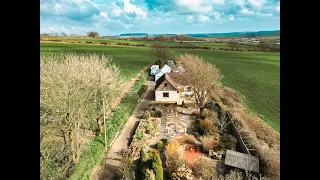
(40, 0), (280, 36)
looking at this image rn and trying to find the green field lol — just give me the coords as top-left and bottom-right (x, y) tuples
(186, 42), (260, 51)
(259, 34), (280, 39)
(40, 43), (153, 80)
(41, 36), (193, 47)
(40, 42), (280, 132)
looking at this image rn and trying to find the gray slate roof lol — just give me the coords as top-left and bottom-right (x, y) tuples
(224, 150), (259, 173)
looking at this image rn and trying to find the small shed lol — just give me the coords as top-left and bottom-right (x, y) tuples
(167, 60), (175, 65)
(224, 150), (259, 173)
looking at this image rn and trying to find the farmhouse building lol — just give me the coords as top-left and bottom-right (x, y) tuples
(154, 71), (193, 102)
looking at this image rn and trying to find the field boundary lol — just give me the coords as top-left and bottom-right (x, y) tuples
(40, 39), (275, 52)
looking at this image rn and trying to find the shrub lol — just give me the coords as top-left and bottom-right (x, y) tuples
(201, 108), (218, 120)
(191, 156), (216, 180)
(152, 110), (162, 118)
(176, 135), (196, 145)
(193, 117), (204, 136)
(160, 138), (168, 145)
(183, 145), (201, 165)
(165, 140), (184, 174)
(201, 108), (210, 117)
(220, 134), (237, 150)
(144, 169), (156, 180)
(149, 149), (160, 154)
(157, 141), (164, 149)
(171, 166), (194, 180)
(200, 119), (215, 135)
(151, 152), (163, 180)
(218, 170), (242, 180)
(201, 135), (220, 152)
(116, 149), (135, 180)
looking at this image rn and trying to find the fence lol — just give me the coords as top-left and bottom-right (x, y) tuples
(225, 112), (251, 155)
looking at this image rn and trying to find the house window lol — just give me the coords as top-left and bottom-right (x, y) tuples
(164, 83), (168, 87)
(163, 92), (169, 97)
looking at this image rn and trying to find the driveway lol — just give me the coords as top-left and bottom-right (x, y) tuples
(92, 77), (155, 180)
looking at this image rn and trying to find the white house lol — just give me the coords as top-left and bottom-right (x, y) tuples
(150, 65), (159, 75)
(155, 64), (171, 81)
(154, 71), (193, 102)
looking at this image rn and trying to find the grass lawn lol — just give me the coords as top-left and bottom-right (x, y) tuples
(40, 42), (280, 132)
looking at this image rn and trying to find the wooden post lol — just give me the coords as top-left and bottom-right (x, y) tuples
(103, 98), (107, 151)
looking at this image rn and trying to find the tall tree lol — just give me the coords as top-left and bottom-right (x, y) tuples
(151, 42), (171, 67)
(87, 31), (100, 38)
(176, 53), (222, 114)
(40, 53), (124, 179)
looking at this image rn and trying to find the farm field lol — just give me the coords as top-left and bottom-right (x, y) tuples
(40, 42), (153, 80)
(40, 36), (193, 47)
(186, 42), (260, 51)
(40, 42), (280, 132)
(259, 34), (280, 39)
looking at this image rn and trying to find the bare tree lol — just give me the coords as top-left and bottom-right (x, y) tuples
(228, 38), (240, 50)
(176, 53), (222, 114)
(60, 32), (68, 37)
(151, 42), (171, 67)
(87, 31), (100, 38)
(40, 53), (124, 179)
(116, 149), (135, 180)
(259, 38), (279, 51)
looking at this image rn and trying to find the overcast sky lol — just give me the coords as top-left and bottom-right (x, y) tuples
(40, 0), (280, 36)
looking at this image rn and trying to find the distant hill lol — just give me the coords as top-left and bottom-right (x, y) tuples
(119, 33), (148, 36)
(104, 30), (280, 38)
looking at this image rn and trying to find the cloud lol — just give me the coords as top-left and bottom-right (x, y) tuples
(40, 0), (280, 35)
(199, 15), (210, 22)
(99, 12), (110, 21)
(187, 15), (194, 22)
(229, 15), (235, 21)
(123, 0), (147, 19)
(110, 2), (122, 17)
(233, 0), (245, 5)
(40, 0), (100, 21)
(274, 4), (280, 15)
(240, 8), (255, 14)
(247, 0), (266, 7)
(211, 12), (221, 20)
(176, 0), (213, 13)
(256, 12), (272, 17)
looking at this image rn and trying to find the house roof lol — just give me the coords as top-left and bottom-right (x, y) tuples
(166, 72), (189, 89)
(155, 72), (189, 91)
(224, 150), (259, 173)
(151, 65), (159, 69)
(161, 64), (171, 73)
(155, 74), (171, 90)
